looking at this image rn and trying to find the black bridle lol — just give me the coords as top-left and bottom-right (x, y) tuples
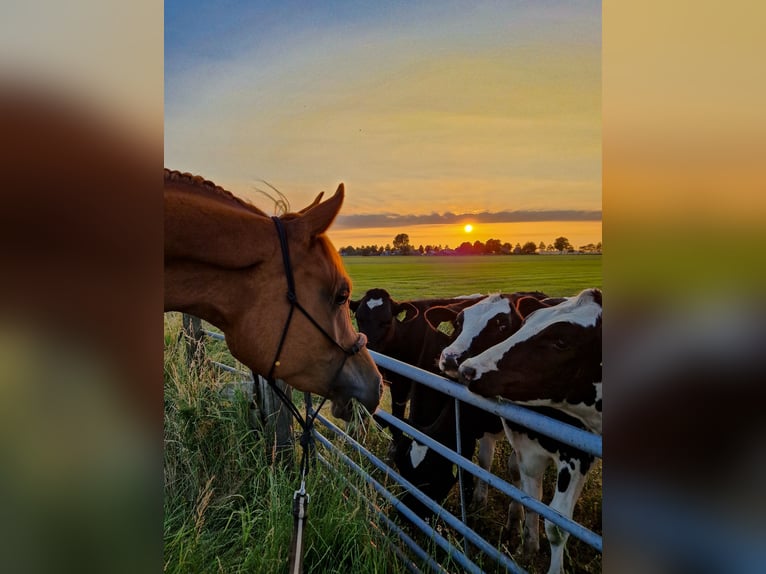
(266, 216), (367, 386)
(256, 215), (367, 574)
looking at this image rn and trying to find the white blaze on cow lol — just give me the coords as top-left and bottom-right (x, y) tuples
(366, 298), (384, 310)
(439, 293), (511, 374)
(409, 442), (429, 468)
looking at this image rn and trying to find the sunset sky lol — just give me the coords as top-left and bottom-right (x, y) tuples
(165, 1), (601, 249)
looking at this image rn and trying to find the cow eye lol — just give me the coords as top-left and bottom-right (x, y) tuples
(553, 338), (568, 350)
(335, 289), (350, 306)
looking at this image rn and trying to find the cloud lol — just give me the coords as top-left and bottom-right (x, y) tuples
(334, 209), (601, 229)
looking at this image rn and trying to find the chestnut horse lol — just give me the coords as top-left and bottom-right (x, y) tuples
(164, 169), (382, 419)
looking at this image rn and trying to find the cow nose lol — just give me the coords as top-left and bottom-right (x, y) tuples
(442, 353), (459, 371)
(460, 365), (476, 383)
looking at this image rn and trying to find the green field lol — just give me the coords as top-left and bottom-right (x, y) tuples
(342, 254), (601, 300)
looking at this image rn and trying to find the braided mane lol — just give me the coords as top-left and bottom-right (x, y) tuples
(164, 168), (267, 216)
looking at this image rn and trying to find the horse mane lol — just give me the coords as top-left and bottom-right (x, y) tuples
(164, 168), (267, 216)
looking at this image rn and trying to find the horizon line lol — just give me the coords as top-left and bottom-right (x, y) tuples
(333, 209), (601, 229)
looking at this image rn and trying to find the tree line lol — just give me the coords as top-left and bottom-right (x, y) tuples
(339, 233), (602, 256)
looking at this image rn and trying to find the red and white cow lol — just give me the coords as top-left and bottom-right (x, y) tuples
(457, 288), (602, 574)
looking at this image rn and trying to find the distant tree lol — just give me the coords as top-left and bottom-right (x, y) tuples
(554, 236), (572, 252)
(385, 243), (391, 252)
(417, 244), (424, 254)
(513, 243), (522, 255)
(472, 240), (485, 254)
(539, 241), (546, 252)
(393, 233), (411, 254)
(456, 241), (473, 255)
(501, 242), (512, 254)
(485, 238), (502, 254)
(522, 241), (538, 254)
(596, 241), (602, 252)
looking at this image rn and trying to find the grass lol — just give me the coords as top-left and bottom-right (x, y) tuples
(342, 254), (602, 300)
(164, 255), (602, 573)
(164, 313), (406, 574)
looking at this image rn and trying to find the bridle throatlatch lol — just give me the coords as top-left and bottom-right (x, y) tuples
(254, 215), (366, 574)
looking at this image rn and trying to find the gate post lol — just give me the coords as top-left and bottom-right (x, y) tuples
(180, 313), (205, 370)
(252, 375), (295, 464)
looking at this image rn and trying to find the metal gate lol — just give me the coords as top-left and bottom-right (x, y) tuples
(199, 326), (602, 573)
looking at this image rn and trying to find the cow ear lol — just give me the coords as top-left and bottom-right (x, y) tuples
(424, 306), (458, 334)
(349, 298), (360, 313)
(394, 301), (419, 323)
(515, 295), (550, 319)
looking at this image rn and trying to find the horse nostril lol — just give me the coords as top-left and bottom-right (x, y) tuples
(460, 365), (476, 383)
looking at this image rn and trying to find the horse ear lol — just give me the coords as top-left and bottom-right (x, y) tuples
(293, 183), (344, 240)
(298, 191), (324, 214)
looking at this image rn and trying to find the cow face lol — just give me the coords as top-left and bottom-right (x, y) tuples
(458, 289), (602, 410)
(439, 292), (552, 378)
(350, 288), (417, 352)
(438, 294), (515, 378)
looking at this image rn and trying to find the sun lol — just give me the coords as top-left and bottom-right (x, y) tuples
(463, 224), (473, 233)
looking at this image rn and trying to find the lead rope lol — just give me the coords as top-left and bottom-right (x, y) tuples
(261, 216), (362, 574)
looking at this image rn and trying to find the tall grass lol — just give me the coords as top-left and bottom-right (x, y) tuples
(164, 313), (406, 573)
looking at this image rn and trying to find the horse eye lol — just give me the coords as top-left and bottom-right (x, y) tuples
(335, 290), (350, 306)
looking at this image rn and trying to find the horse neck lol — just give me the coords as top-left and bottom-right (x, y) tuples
(164, 185), (280, 328)
(164, 261), (260, 330)
(164, 186), (275, 268)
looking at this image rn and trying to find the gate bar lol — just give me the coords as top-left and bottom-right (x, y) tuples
(376, 410), (603, 552)
(370, 350), (601, 457)
(315, 453), (444, 574)
(315, 412), (527, 573)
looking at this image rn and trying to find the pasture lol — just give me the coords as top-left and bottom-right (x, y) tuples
(164, 254), (602, 573)
(343, 254), (602, 300)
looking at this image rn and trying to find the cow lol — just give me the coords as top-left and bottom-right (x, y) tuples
(349, 289), (483, 450)
(392, 292), (553, 515)
(393, 390), (503, 519)
(455, 288), (602, 574)
(459, 288), (602, 434)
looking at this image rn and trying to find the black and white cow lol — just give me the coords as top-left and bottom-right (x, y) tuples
(393, 292), (552, 515)
(459, 288), (602, 434)
(456, 288), (602, 574)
